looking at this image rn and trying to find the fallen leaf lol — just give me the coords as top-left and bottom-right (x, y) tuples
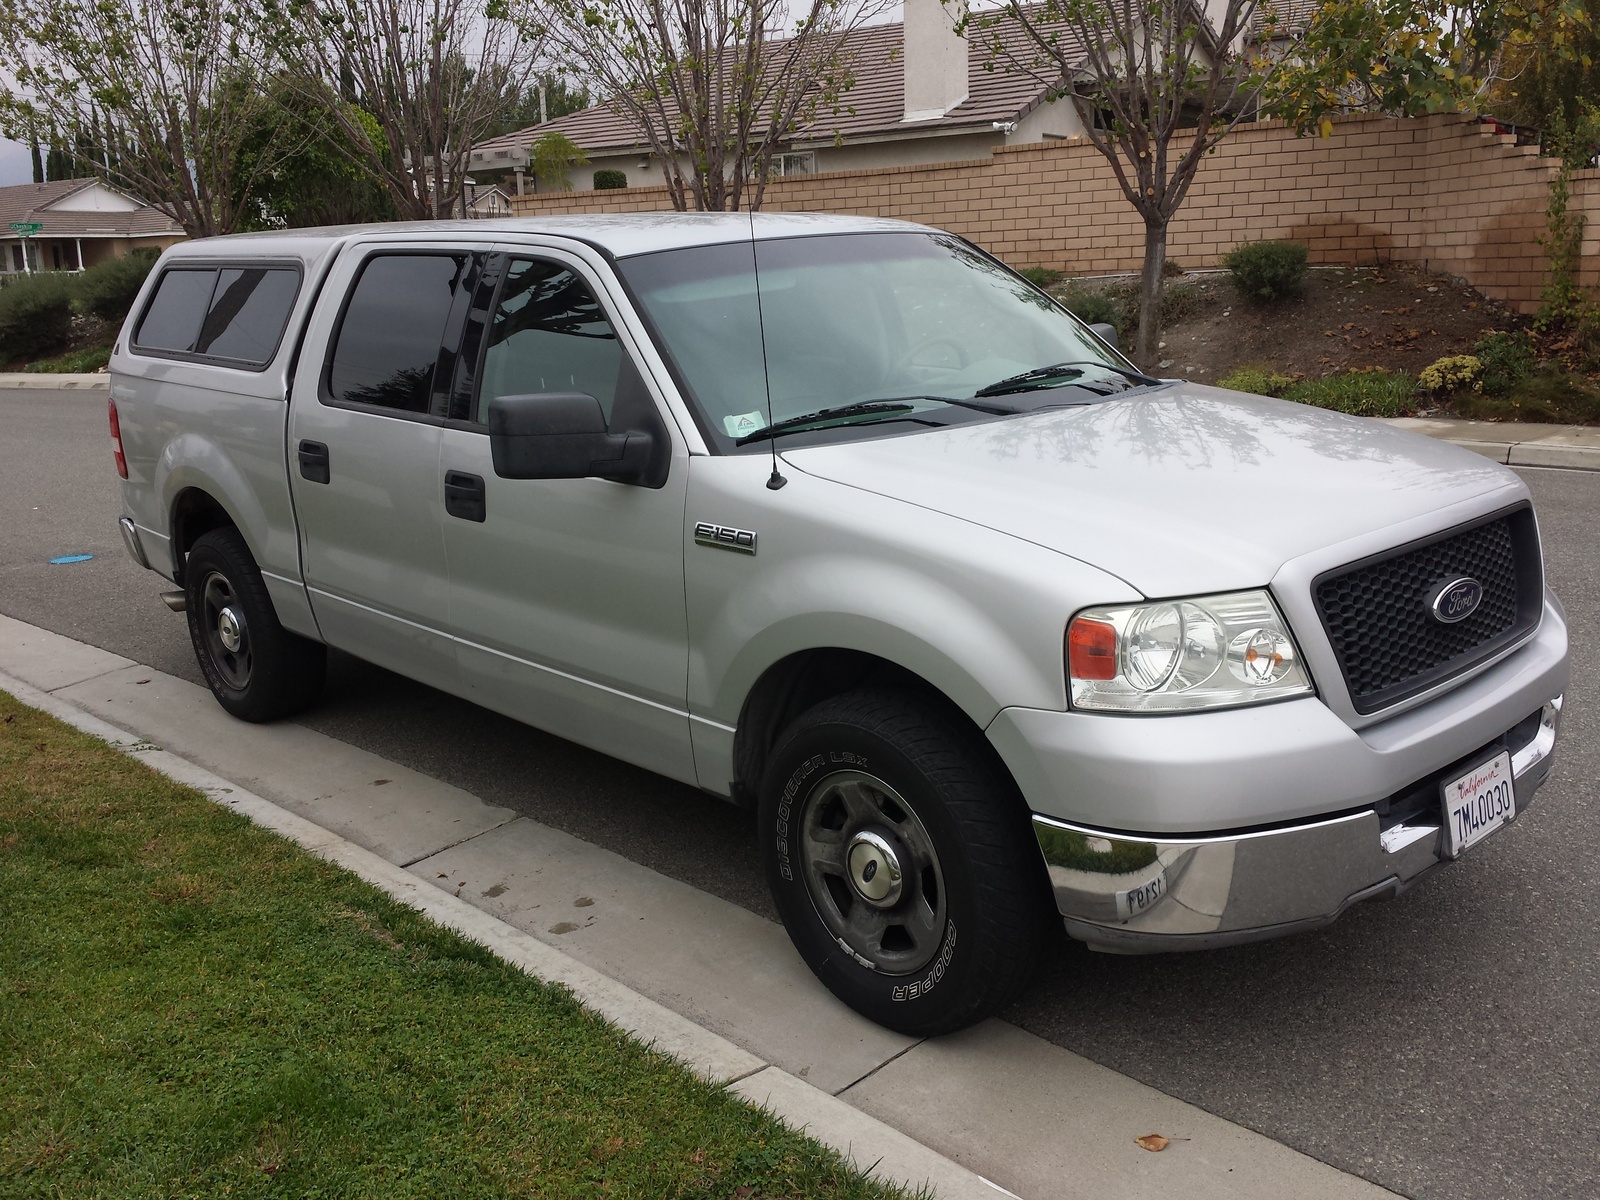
(135, 679), (151, 685)
(371, 779), (390, 786)
(3, 714), (13, 723)
(1135, 1133), (1170, 1152)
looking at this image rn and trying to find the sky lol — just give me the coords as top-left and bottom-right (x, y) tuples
(0, 138), (33, 186)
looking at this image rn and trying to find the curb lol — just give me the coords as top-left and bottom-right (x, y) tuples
(1380, 417), (1600, 470)
(0, 667), (1013, 1200)
(0, 372), (109, 389)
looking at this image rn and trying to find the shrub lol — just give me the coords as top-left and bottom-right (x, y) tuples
(1059, 282), (1122, 333)
(592, 169), (628, 190)
(1282, 369), (1416, 418)
(1418, 355), (1481, 394)
(1017, 265), (1062, 288)
(0, 273), (74, 364)
(1474, 330), (1536, 395)
(73, 248), (159, 322)
(24, 344), (112, 373)
(1217, 366), (1295, 397)
(1224, 239), (1309, 304)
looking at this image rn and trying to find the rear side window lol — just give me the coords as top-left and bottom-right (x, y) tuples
(195, 268), (301, 362)
(327, 254), (467, 414)
(135, 269), (217, 354)
(133, 264), (300, 367)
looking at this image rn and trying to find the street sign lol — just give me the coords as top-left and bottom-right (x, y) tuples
(8, 221), (42, 236)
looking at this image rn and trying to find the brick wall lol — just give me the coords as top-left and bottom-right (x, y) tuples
(509, 113), (1600, 313)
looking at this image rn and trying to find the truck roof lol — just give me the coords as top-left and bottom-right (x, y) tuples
(161, 212), (931, 261)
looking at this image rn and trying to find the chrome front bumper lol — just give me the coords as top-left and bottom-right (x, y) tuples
(1034, 697), (1562, 953)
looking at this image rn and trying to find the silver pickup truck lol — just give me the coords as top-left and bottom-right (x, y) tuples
(110, 213), (1567, 1035)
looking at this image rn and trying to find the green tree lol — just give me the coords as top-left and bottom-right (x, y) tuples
(969, 0), (1266, 368)
(1260, 0), (1591, 135)
(519, 0), (887, 212)
(527, 131), (588, 191)
(482, 75), (594, 138)
(235, 83), (394, 228)
(0, 0), (296, 236)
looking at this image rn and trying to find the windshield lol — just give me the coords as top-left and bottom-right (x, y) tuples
(616, 232), (1137, 451)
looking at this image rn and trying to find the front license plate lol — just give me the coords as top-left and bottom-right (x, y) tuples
(1441, 750), (1515, 858)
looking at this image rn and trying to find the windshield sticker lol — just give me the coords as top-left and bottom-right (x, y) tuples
(723, 411), (765, 437)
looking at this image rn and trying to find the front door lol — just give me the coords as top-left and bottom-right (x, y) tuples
(437, 250), (695, 783)
(288, 245), (484, 692)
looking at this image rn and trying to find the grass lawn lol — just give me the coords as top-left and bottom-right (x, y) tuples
(0, 694), (904, 1199)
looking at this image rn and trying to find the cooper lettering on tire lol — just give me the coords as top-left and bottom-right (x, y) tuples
(759, 688), (1051, 1036)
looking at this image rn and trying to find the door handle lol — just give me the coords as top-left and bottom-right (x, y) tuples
(443, 470), (486, 522)
(298, 440), (330, 484)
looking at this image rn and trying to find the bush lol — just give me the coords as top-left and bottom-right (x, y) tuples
(1224, 239), (1309, 304)
(24, 344), (112, 373)
(1418, 355), (1482, 394)
(1474, 330), (1536, 396)
(1217, 366), (1295, 397)
(592, 169), (628, 190)
(1017, 265), (1062, 289)
(73, 248), (159, 322)
(0, 274), (74, 364)
(1059, 282), (1122, 333)
(1282, 369), (1417, 418)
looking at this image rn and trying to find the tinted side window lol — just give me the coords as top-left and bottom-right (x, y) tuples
(328, 255), (466, 413)
(477, 259), (621, 422)
(135, 269), (218, 353)
(195, 268), (300, 364)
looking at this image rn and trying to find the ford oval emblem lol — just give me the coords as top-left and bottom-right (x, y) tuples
(1430, 577), (1484, 624)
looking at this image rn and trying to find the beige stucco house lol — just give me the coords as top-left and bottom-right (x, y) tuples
(0, 179), (185, 276)
(469, 0), (1092, 194)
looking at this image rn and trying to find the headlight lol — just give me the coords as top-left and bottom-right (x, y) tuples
(1067, 590), (1312, 713)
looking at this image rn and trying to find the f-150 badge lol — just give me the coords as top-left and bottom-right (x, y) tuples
(694, 521), (757, 554)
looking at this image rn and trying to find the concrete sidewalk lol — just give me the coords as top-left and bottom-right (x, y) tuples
(0, 612), (1398, 1200)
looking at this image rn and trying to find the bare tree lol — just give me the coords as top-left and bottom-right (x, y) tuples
(520, 0), (888, 211)
(965, 0), (1262, 367)
(0, 0), (294, 236)
(272, 0), (544, 220)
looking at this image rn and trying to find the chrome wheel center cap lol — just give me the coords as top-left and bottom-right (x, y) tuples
(846, 829), (904, 908)
(217, 606), (244, 653)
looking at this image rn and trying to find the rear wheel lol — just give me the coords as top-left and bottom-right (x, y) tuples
(184, 527), (325, 722)
(760, 689), (1051, 1036)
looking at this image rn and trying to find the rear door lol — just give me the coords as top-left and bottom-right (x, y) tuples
(436, 245), (697, 784)
(287, 240), (488, 691)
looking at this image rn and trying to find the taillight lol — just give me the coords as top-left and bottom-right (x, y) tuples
(109, 398), (128, 479)
(1066, 616), (1118, 681)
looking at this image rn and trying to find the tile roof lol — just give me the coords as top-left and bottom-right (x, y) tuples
(475, 11), (1083, 159)
(0, 179), (185, 239)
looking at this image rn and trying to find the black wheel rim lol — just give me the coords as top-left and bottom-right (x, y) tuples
(199, 570), (251, 691)
(798, 769), (947, 976)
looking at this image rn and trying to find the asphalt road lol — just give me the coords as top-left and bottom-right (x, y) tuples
(3, 387), (1595, 1200)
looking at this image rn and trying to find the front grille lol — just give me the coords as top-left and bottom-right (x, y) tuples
(1313, 505), (1543, 714)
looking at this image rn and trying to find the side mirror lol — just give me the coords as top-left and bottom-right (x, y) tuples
(487, 392), (655, 485)
(1088, 322), (1118, 350)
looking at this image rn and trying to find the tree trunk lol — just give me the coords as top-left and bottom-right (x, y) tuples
(1134, 218), (1167, 369)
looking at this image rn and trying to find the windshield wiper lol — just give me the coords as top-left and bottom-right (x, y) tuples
(974, 360), (1159, 398)
(733, 394), (1022, 446)
(734, 401), (918, 445)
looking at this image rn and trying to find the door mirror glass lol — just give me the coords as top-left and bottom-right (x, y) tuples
(487, 392), (654, 484)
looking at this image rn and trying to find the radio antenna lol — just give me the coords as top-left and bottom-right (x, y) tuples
(749, 208), (786, 490)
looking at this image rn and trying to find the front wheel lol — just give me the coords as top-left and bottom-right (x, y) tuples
(760, 690), (1051, 1036)
(184, 527), (325, 722)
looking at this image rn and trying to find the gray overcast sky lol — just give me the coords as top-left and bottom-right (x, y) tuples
(0, 138), (33, 186)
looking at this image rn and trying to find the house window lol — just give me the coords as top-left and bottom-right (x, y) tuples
(774, 152), (815, 177)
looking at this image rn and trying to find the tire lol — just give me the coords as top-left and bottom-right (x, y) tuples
(759, 689), (1051, 1036)
(184, 526), (325, 722)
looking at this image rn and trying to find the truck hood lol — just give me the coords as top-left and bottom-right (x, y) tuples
(780, 387), (1523, 597)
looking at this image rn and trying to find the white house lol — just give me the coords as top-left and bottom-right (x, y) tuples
(0, 179), (185, 275)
